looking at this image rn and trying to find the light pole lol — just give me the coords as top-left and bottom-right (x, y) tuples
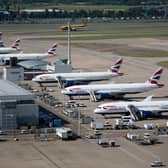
(67, 21), (71, 65)
(77, 104), (81, 137)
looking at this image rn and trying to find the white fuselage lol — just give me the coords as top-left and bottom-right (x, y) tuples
(94, 100), (168, 115)
(0, 53), (50, 64)
(0, 47), (18, 54)
(32, 71), (119, 83)
(62, 83), (159, 96)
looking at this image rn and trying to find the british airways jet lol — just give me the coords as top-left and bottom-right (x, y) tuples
(32, 58), (124, 87)
(0, 39), (21, 54)
(94, 95), (168, 120)
(61, 67), (164, 101)
(0, 43), (57, 65)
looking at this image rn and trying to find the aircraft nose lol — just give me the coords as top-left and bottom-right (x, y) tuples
(32, 77), (37, 82)
(61, 89), (68, 94)
(94, 107), (101, 113)
(94, 109), (98, 113)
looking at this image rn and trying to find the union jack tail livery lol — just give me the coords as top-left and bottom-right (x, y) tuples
(47, 43), (58, 56)
(110, 58), (123, 75)
(11, 39), (21, 50)
(147, 67), (164, 87)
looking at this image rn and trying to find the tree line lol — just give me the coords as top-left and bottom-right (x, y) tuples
(0, 0), (168, 10)
(0, 6), (167, 21)
(0, 0), (168, 21)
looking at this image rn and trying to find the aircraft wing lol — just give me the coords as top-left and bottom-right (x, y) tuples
(138, 106), (161, 112)
(126, 104), (163, 121)
(55, 77), (91, 88)
(86, 89), (123, 102)
(127, 104), (160, 113)
(65, 77), (87, 81)
(56, 77), (88, 81)
(58, 77), (91, 85)
(55, 76), (66, 81)
(96, 89), (122, 94)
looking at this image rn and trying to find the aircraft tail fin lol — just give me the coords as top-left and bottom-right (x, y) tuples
(47, 43), (58, 56)
(143, 95), (153, 102)
(11, 39), (21, 51)
(146, 67), (164, 87)
(110, 58), (124, 75)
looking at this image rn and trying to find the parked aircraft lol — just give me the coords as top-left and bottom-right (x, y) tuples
(60, 21), (87, 31)
(0, 39), (20, 54)
(94, 95), (168, 120)
(32, 58), (123, 87)
(0, 43), (58, 65)
(61, 67), (164, 101)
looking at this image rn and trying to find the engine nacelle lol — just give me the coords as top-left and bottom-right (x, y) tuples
(98, 93), (110, 100)
(140, 111), (154, 119)
(65, 80), (74, 87)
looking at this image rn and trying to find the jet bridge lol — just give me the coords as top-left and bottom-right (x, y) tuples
(126, 105), (142, 121)
(57, 76), (64, 88)
(126, 105), (158, 121)
(89, 90), (97, 102)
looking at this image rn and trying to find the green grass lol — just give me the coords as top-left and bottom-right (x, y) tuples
(18, 22), (168, 41)
(0, 24), (57, 36)
(2, 22), (168, 39)
(66, 43), (168, 57)
(1, 22), (168, 58)
(49, 4), (130, 11)
(158, 61), (168, 68)
(113, 48), (168, 57)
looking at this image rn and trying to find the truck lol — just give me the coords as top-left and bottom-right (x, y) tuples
(126, 132), (140, 141)
(144, 123), (156, 130)
(90, 121), (104, 130)
(115, 118), (135, 129)
(56, 127), (73, 140)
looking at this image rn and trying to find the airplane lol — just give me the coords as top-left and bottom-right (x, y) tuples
(61, 67), (164, 102)
(94, 95), (168, 120)
(59, 21), (88, 31)
(0, 32), (4, 47)
(0, 39), (20, 54)
(32, 58), (124, 87)
(0, 43), (58, 65)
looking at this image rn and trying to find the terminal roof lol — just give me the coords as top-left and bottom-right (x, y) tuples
(0, 79), (33, 96)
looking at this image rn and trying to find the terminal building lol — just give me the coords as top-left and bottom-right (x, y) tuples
(0, 80), (39, 130)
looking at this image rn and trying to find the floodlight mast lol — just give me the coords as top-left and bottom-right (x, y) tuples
(67, 21), (71, 65)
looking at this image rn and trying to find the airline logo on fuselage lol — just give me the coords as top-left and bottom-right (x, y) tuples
(70, 87), (81, 92)
(40, 76), (50, 80)
(103, 105), (115, 109)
